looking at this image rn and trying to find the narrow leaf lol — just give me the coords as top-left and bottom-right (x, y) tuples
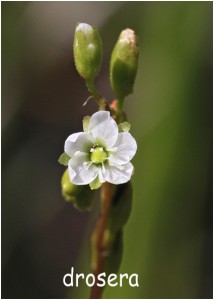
(108, 182), (132, 232)
(104, 231), (123, 276)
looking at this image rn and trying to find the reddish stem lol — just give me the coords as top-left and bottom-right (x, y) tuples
(90, 182), (113, 299)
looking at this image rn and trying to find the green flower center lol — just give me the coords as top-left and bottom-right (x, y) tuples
(90, 146), (108, 164)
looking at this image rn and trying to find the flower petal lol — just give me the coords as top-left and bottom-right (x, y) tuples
(88, 111), (118, 147)
(108, 132), (137, 165)
(68, 152), (99, 185)
(102, 162), (134, 184)
(65, 132), (94, 157)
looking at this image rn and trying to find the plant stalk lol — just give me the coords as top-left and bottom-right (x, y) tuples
(90, 182), (113, 299)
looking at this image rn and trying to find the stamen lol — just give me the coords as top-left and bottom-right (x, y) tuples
(102, 163), (106, 174)
(83, 161), (92, 170)
(107, 147), (118, 153)
(98, 168), (105, 183)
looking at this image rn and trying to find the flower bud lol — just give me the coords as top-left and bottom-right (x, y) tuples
(73, 23), (102, 81)
(61, 168), (79, 201)
(110, 29), (139, 104)
(61, 169), (95, 211)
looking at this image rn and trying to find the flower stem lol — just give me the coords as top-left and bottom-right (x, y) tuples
(117, 97), (124, 116)
(86, 80), (111, 112)
(90, 182), (113, 299)
(86, 80), (101, 101)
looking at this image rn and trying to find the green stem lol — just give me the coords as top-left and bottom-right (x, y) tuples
(117, 97), (124, 114)
(86, 80), (101, 102)
(86, 80), (111, 112)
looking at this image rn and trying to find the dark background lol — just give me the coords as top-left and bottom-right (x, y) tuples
(2, 1), (212, 298)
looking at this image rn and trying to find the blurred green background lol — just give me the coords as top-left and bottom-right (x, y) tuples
(2, 2), (212, 299)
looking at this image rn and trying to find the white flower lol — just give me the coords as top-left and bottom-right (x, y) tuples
(64, 111), (137, 186)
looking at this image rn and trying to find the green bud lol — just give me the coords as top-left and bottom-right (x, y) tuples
(61, 169), (95, 211)
(110, 29), (139, 105)
(61, 168), (78, 201)
(73, 23), (102, 81)
(108, 182), (132, 233)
